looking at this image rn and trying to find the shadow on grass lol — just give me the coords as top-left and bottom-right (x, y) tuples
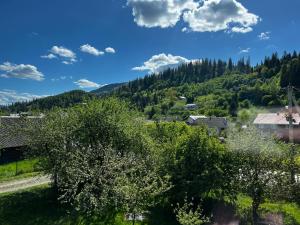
(0, 186), (120, 225)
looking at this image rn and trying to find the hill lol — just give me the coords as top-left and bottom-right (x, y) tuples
(112, 51), (300, 119)
(91, 82), (126, 95)
(0, 90), (95, 114)
(1, 51), (299, 117)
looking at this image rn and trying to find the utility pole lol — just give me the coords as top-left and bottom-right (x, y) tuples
(287, 84), (296, 186)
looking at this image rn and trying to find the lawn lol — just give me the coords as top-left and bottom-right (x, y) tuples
(236, 194), (300, 225)
(0, 185), (176, 225)
(0, 159), (41, 183)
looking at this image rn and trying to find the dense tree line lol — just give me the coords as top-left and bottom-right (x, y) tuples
(111, 52), (300, 119)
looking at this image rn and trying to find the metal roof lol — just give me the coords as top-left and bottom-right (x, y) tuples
(0, 116), (43, 149)
(253, 113), (300, 125)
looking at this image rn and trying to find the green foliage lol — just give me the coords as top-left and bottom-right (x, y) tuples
(171, 126), (234, 202)
(0, 186), (148, 225)
(114, 153), (171, 225)
(174, 197), (209, 225)
(1, 90), (95, 113)
(28, 98), (167, 218)
(228, 127), (285, 224)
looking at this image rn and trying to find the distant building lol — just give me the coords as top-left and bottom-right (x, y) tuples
(187, 115), (228, 134)
(185, 104), (198, 110)
(179, 96), (187, 101)
(253, 113), (300, 142)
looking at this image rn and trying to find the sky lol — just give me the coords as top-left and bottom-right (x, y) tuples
(0, 0), (299, 105)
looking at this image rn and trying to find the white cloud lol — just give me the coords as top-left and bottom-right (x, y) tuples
(183, 0), (260, 33)
(41, 53), (57, 59)
(231, 26), (252, 33)
(105, 47), (116, 54)
(239, 47), (250, 54)
(127, 0), (260, 33)
(127, 0), (198, 28)
(258, 31), (271, 40)
(74, 79), (104, 89)
(50, 46), (76, 59)
(48, 46), (77, 64)
(51, 76), (72, 82)
(80, 44), (104, 56)
(0, 62), (44, 81)
(132, 53), (193, 73)
(0, 89), (47, 105)
(62, 61), (72, 65)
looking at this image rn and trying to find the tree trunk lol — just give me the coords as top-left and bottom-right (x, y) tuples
(252, 200), (260, 225)
(132, 213), (136, 225)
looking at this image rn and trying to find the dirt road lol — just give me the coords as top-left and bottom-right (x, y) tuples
(0, 175), (51, 194)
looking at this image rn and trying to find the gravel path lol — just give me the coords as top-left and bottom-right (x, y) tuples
(0, 175), (51, 194)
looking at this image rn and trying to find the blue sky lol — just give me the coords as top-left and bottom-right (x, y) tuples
(0, 0), (299, 104)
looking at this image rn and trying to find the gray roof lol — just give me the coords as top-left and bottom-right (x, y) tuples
(0, 116), (43, 149)
(188, 115), (228, 129)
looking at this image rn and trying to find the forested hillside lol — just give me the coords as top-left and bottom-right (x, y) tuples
(1, 51), (300, 118)
(0, 90), (95, 113)
(113, 51), (300, 119)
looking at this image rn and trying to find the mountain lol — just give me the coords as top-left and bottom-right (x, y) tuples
(1, 90), (95, 113)
(91, 82), (126, 95)
(112, 52), (300, 120)
(2, 51), (299, 118)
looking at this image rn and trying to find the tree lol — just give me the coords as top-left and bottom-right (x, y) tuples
(28, 98), (156, 217)
(114, 153), (171, 225)
(171, 126), (234, 204)
(174, 197), (209, 225)
(227, 127), (284, 225)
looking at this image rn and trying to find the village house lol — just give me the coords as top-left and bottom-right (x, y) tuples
(187, 115), (228, 134)
(253, 112), (300, 142)
(0, 114), (43, 163)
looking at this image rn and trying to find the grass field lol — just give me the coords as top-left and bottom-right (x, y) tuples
(0, 185), (176, 225)
(0, 159), (41, 183)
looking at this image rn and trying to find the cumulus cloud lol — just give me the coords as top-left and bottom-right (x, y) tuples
(0, 89), (47, 105)
(0, 62), (44, 81)
(43, 46), (77, 64)
(239, 47), (250, 54)
(132, 53), (194, 74)
(105, 47), (116, 54)
(74, 79), (105, 89)
(258, 31), (271, 40)
(183, 0), (260, 33)
(41, 53), (57, 59)
(80, 44), (104, 56)
(127, 0), (259, 33)
(127, 0), (198, 28)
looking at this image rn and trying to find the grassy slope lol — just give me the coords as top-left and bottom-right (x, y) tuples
(0, 159), (41, 183)
(0, 186), (175, 225)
